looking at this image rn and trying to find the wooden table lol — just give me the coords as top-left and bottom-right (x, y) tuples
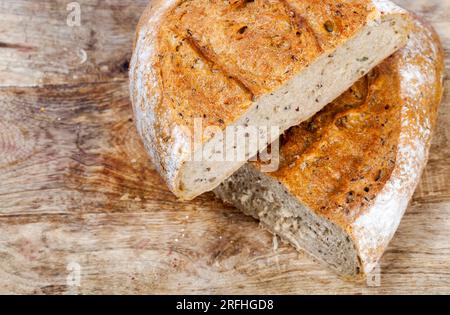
(0, 0), (449, 294)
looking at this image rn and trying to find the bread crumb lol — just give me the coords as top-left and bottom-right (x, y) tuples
(77, 48), (87, 64)
(273, 235), (279, 251)
(120, 193), (130, 201)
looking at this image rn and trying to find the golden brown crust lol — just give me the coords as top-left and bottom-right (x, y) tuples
(265, 60), (403, 225)
(257, 16), (444, 237)
(158, 0), (374, 124)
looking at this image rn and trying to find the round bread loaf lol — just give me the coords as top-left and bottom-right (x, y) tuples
(130, 0), (412, 200)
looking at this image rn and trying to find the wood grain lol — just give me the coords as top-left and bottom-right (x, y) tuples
(0, 0), (449, 294)
(0, 0), (148, 87)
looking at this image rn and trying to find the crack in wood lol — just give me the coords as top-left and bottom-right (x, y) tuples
(0, 42), (36, 52)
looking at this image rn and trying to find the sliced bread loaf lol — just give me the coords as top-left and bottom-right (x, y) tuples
(130, 0), (412, 200)
(214, 17), (444, 278)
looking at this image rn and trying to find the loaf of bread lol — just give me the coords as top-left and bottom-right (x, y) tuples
(130, 0), (412, 200)
(214, 17), (444, 278)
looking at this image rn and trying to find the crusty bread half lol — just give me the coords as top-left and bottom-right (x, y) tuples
(130, 0), (412, 200)
(214, 17), (445, 278)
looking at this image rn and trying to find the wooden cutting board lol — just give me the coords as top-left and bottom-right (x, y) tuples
(0, 0), (449, 294)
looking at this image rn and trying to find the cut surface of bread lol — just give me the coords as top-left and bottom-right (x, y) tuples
(130, 0), (412, 200)
(214, 17), (444, 278)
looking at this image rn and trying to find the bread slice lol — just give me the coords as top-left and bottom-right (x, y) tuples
(130, 0), (412, 200)
(214, 17), (444, 278)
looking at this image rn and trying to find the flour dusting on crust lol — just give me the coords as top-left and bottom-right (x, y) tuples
(351, 18), (444, 273)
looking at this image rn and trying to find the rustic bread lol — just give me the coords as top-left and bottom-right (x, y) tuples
(130, 0), (412, 200)
(214, 17), (444, 278)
